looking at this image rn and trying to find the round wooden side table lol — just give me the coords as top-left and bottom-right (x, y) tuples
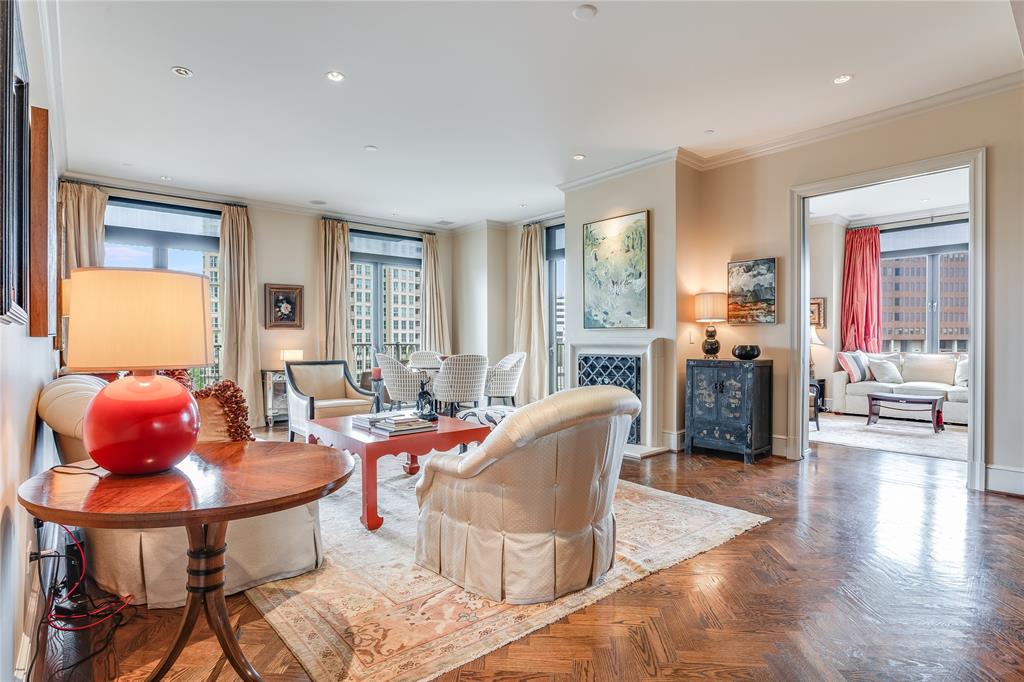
(18, 440), (355, 681)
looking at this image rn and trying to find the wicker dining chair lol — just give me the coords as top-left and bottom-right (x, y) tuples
(408, 350), (442, 368)
(485, 352), (526, 406)
(376, 353), (430, 409)
(432, 354), (488, 416)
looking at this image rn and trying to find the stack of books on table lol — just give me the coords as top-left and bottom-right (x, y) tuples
(352, 411), (438, 437)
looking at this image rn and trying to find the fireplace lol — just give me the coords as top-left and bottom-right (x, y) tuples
(577, 354), (641, 444)
(567, 338), (669, 458)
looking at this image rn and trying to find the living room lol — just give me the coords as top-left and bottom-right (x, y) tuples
(2, 1), (1024, 680)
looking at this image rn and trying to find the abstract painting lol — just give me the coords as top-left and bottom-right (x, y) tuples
(728, 257), (777, 324)
(583, 210), (648, 329)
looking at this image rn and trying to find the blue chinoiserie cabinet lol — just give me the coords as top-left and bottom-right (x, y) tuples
(684, 359), (773, 463)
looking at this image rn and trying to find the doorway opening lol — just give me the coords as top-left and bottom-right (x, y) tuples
(789, 150), (985, 490)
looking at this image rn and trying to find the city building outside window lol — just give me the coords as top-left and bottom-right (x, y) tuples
(545, 224), (566, 392)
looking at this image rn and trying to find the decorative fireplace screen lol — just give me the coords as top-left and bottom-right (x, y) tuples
(577, 354), (641, 444)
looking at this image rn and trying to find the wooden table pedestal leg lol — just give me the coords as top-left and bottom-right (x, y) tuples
(146, 523), (260, 681)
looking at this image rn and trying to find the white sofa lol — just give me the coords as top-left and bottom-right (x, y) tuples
(832, 352), (969, 425)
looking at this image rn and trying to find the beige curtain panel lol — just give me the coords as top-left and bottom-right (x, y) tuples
(58, 181), (108, 273)
(513, 223), (549, 404)
(317, 217), (352, 363)
(219, 205), (264, 427)
(420, 233), (452, 355)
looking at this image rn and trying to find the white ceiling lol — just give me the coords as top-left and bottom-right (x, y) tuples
(808, 167), (970, 222)
(55, 1), (1022, 227)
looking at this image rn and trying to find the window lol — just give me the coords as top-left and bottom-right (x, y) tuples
(879, 221), (969, 353)
(103, 197), (222, 386)
(545, 224), (566, 392)
(348, 231), (424, 374)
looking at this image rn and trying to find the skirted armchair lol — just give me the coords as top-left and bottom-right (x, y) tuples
(37, 375), (324, 607)
(285, 360), (373, 441)
(415, 385), (641, 604)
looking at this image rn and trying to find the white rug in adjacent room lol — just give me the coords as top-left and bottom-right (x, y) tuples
(810, 413), (967, 461)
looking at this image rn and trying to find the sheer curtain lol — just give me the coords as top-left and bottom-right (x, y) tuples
(513, 223), (549, 404)
(219, 205), (264, 426)
(841, 226), (882, 352)
(317, 217), (352, 362)
(58, 181), (108, 271)
(420, 233), (451, 354)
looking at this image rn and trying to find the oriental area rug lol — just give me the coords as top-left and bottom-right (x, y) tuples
(246, 456), (769, 682)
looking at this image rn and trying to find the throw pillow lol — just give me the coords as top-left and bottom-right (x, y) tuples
(868, 359), (903, 384)
(837, 350), (871, 383)
(955, 356), (969, 387)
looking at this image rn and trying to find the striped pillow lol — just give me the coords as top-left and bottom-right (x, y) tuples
(837, 350), (871, 383)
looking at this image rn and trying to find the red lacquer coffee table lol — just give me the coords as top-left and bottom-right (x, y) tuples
(306, 415), (491, 530)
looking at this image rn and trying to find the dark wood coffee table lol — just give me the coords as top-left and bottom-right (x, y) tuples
(306, 415), (491, 530)
(17, 441), (355, 681)
(866, 392), (945, 433)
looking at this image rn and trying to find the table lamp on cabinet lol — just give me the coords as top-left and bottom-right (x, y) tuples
(67, 268), (214, 475)
(694, 292), (728, 359)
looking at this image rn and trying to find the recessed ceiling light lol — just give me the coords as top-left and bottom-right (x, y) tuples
(121, 162), (133, 167)
(572, 4), (598, 21)
(309, 200), (327, 206)
(391, 211), (399, 216)
(160, 175), (172, 181)
(920, 198), (930, 203)
(519, 203), (528, 208)
(572, 153), (586, 160)
(171, 66), (193, 79)
(833, 73), (853, 85)
(364, 145), (379, 152)
(325, 70), (345, 82)
(703, 129), (715, 135)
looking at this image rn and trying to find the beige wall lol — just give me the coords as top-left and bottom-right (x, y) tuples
(807, 216), (847, 399)
(696, 86), (1024, 478)
(248, 207), (454, 370)
(451, 222), (513, 362)
(2, 2), (61, 675)
(564, 161), (684, 444)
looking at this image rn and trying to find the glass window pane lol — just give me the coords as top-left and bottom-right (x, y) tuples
(881, 255), (927, 353)
(105, 200), (220, 237)
(938, 252), (969, 353)
(104, 243), (153, 268)
(382, 264), (421, 362)
(350, 233), (422, 261)
(168, 248), (204, 274)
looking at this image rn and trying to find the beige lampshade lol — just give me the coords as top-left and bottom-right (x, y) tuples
(67, 268), (213, 371)
(280, 349), (304, 362)
(694, 292), (727, 323)
(809, 325), (825, 346)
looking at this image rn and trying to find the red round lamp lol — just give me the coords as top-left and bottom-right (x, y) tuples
(67, 268), (214, 475)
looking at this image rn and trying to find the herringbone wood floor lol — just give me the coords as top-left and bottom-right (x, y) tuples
(40, 427), (1024, 681)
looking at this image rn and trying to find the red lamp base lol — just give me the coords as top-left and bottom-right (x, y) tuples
(83, 373), (200, 475)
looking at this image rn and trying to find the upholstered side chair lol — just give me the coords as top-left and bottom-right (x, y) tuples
(415, 385), (641, 604)
(285, 360), (373, 442)
(431, 354), (488, 416)
(376, 353), (429, 409)
(37, 375), (324, 608)
(485, 351), (527, 406)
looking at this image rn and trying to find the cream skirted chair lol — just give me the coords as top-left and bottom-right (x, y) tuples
(431, 354), (488, 416)
(485, 352), (527, 406)
(376, 353), (430, 409)
(408, 350), (442, 368)
(37, 375), (324, 608)
(285, 360), (373, 442)
(415, 385), (641, 604)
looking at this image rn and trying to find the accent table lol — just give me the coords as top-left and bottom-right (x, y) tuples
(306, 415), (491, 530)
(17, 441), (355, 681)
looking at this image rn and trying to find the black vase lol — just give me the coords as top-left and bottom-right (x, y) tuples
(732, 345), (761, 360)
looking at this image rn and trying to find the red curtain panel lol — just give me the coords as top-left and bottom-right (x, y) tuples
(841, 226), (882, 352)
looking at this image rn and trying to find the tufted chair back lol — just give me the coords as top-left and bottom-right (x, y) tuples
(37, 374), (108, 463)
(415, 385), (641, 604)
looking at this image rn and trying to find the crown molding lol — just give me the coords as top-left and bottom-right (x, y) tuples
(37, 0), (68, 174)
(61, 171), (438, 233)
(558, 148), (697, 193)
(697, 70), (1024, 170)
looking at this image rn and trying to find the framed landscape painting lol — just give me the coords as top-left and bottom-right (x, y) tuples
(727, 257), (777, 325)
(583, 210), (648, 329)
(265, 283), (304, 329)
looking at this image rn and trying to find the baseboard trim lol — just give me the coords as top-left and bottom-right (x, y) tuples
(986, 464), (1024, 496)
(772, 434), (791, 458)
(624, 443), (670, 460)
(662, 429), (684, 452)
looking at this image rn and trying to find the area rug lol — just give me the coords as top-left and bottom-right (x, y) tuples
(810, 413), (968, 461)
(246, 455), (769, 681)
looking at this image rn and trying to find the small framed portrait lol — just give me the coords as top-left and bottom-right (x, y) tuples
(810, 297), (827, 328)
(265, 284), (303, 329)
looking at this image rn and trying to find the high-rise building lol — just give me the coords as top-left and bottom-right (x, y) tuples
(348, 262), (422, 372)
